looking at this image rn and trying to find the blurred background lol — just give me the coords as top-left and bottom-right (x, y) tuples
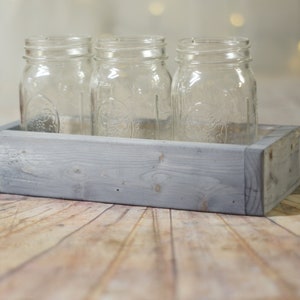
(0, 0), (300, 125)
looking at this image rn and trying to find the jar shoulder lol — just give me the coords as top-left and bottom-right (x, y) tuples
(21, 61), (92, 86)
(172, 65), (255, 87)
(91, 63), (171, 85)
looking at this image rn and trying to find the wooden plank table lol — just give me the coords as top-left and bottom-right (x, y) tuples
(0, 188), (299, 300)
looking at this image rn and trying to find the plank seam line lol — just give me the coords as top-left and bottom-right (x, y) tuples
(266, 217), (300, 238)
(0, 201), (77, 239)
(217, 214), (296, 296)
(0, 203), (51, 220)
(169, 209), (178, 300)
(0, 204), (114, 283)
(85, 207), (148, 299)
(283, 198), (300, 208)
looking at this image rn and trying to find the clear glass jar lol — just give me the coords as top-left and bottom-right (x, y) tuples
(19, 35), (93, 134)
(171, 37), (257, 144)
(91, 35), (172, 140)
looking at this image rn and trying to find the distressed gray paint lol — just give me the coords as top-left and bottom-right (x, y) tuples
(0, 124), (299, 215)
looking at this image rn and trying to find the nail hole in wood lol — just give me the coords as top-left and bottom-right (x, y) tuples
(269, 150), (273, 160)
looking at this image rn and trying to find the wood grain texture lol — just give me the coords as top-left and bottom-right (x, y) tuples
(0, 130), (246, 214)
(0, 191), (299, 299)
(262, 126), (300, 213)
(244, 146), (264, 215)
(244, 126), (300, 215)
(245, 126), (300, 215)
(0, 125), (299, 215)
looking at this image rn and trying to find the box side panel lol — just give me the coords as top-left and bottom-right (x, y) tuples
(262, 127), (300, 213)
(0, 121), (20, 131)
(244, 147), (264, 216)
(0, 131), (246, 214)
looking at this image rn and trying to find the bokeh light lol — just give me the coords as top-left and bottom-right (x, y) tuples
(148, 1), (165, 16)
(230, 13), (245, 27)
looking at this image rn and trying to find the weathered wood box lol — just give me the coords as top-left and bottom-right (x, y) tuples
(0, 122), (299, 216)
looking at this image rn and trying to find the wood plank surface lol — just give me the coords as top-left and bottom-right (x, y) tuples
(261, 126), (300, 213)
(1, 125), (300, 216)
(245, 125), (300, 215)
(0, 129), (246, 214)
(0, 190), (299, 299)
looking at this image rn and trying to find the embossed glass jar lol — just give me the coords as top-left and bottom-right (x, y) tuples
(91, 35), (172, 139)
(19, 36), (93, 134)
(171, 37), (257, 144)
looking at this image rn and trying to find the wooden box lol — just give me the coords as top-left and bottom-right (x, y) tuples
(0, 122), (299, 216)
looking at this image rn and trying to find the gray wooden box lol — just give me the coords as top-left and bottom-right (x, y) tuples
(0, 122), (299, 216)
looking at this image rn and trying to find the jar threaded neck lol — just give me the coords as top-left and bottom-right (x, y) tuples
(94, 35), (167, 61)
(24, 35), (92, 60)
(176, 37), (251, 64)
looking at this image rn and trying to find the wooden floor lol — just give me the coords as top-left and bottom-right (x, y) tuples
(0, 188), (299, 299)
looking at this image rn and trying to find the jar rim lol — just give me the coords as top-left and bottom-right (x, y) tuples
(94, 35), (167, 61)
(23, 35), (92, 60)
(24, 35), (92, 49)
(95, 35), (166, 50)
(176, 36), (251, 64)
(177, 36), (250, 53)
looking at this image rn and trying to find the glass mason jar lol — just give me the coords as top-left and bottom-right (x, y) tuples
(171, 37), (257, 144)
(19, 35), (93, 134)
(91, 35), (172, 140)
